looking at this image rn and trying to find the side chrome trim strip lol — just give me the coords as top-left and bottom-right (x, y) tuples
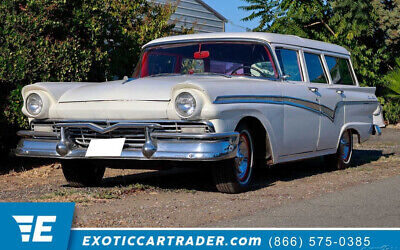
(214, 95), (378, 122)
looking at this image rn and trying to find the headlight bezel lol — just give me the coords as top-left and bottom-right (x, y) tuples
(175, 92), (197, 118)
(26, 93), (44, 116)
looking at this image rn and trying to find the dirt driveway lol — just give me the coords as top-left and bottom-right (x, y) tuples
(1, 128), (399, 227)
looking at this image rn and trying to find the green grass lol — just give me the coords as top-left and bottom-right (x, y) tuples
(36, 183), (160, 203)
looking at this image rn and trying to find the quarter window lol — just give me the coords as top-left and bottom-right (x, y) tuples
(275, 48), (303, 81)
(325, 56), (355, 85)
(304, 53), (328, 84)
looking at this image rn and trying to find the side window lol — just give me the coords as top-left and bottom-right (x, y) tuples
(325, 56), (355, 85)
(248, 45), (277, 79)
(304, 52), (328, 84)
(250, 61), (276, 78)
(275, 48), (302, 81)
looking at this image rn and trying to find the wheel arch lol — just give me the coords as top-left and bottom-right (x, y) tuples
(337, 124), (362, 149)
(235, 116), (275, 164)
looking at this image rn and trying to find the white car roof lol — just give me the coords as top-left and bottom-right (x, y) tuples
(144, 32), (350, 56)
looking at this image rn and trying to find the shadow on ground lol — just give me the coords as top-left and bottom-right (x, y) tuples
(100, 149), (386, 193)
(0, 156), (56, 175)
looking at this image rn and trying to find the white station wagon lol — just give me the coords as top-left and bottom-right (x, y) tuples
(16, 32), (382, 193)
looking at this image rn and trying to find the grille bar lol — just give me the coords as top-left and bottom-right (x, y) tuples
(30, 120), (213, 148)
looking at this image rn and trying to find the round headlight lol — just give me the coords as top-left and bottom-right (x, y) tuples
(175, 92), (196, 118)
(26, 93), (43, 116)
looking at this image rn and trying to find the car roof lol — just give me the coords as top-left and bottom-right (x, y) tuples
(144, 32), (350, 56)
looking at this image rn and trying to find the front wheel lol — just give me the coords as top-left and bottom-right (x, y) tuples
(212, 125), (254, 193)
(61, 160), (105, 187)
(325, 130), (353, 170)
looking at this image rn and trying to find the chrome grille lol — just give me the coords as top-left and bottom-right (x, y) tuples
(68, 127), (147, 148)
(31, 123), (61, 133)
(30, 120), (213, 148)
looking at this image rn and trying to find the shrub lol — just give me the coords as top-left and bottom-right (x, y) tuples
(381, 58), (400, 124)
(383, 101), (400, 124)
(0, 0), (177, 162)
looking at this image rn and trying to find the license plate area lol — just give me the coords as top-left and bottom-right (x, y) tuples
(85, 138), (126, 157)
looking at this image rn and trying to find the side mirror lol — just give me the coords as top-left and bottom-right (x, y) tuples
(281, 75), (290, 81)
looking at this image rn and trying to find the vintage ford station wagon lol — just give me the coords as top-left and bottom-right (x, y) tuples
(16, 33), (381, 193)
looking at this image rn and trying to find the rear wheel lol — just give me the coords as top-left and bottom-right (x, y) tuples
(61, 160), (105, 187)
(213, 124), (254, 193)
(325, 130), (353, 170)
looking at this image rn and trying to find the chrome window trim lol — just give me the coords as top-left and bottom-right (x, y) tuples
(303, 51), (330, 85)
(274, 46), (305, 82)
(324, 55), (357, 86)
(271, 42), (350, 57)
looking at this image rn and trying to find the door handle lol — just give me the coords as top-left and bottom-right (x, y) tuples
(308, 87), (318, 93)
(336, 90), (344, 94)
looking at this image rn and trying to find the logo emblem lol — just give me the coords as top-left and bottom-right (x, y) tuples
(13, 215), (56, 242)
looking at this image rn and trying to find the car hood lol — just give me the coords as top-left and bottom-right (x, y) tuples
(57, 77), (184, 103)
(25, 75), (280, 104)
(22, 75), (282, 120)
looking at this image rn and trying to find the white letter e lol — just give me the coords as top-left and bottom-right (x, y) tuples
(33, 216), (56, 242)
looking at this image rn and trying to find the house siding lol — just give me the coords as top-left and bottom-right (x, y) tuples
(152, 0), (226, 33)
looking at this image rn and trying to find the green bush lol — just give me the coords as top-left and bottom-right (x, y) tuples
(381, 58), (400, 124)
(3, 85), (29, 129)
(0, 0), (177, 162)
(383, 101), (400, 124)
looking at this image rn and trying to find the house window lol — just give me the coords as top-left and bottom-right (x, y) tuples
(325, 56), (355, 85)
(304, 52), (328, 84)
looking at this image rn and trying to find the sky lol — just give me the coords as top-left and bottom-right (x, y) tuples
(201, 0), (261, 32)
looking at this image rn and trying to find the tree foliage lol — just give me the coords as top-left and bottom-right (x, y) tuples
(0, 0), (176, 86)
(0, 0), (177, 159)
(383, 58), (400, 100)
(240, 0), (400, 88)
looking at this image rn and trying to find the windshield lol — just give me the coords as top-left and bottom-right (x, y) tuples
(133, 42), (278, 79)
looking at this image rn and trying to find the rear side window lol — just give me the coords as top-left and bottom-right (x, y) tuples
(325, 56), (355, 85)
(304, 53), (328, 84)
(275, 48), (303, 81)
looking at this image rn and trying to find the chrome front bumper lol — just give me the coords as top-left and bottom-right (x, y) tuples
(15, 121), (239, 161)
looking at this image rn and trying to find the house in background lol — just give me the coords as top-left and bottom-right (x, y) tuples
(152, 0), (227, 33)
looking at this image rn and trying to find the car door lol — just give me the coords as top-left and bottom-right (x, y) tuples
(275, 48), (319, 156)
(314, 54), (349, 150)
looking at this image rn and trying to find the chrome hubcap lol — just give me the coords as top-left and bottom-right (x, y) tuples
(235, 132), (251, 184)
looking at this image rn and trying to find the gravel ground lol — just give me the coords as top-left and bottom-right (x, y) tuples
(0, 128), (399, 227)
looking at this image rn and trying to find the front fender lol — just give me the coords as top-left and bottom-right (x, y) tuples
(210, 108), (280, 164)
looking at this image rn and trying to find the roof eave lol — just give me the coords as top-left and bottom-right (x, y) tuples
(195, 0), (227, 22)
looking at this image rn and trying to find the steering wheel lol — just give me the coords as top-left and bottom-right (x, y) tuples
(230, 65), (268, 77)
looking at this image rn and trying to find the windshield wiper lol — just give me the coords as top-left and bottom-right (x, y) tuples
(191, 72), (232, 78)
